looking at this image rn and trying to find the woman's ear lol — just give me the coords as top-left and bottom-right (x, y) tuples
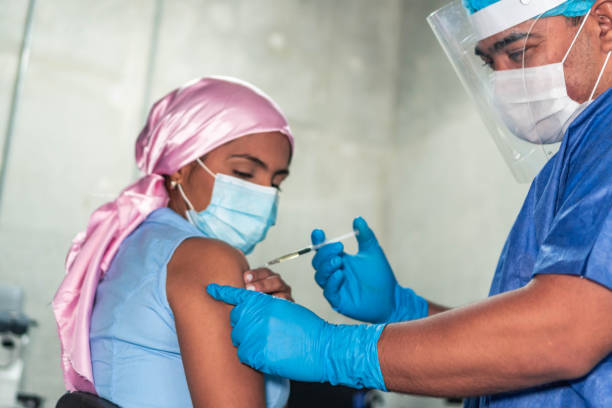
(167, 171), (182, 189)
(594, 0), (612, 52)
(168, 163), (195, 188)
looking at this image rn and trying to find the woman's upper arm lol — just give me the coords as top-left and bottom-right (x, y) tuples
(166, 237), (265, 408)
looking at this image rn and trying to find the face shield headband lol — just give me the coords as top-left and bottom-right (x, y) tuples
(469, 0), (568, 40)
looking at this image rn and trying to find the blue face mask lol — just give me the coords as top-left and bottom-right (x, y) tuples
(177, 158), (279, 254)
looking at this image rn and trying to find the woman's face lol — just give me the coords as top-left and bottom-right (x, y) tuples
(169, 131), (292, 214)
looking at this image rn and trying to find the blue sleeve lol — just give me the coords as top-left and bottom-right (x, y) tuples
(532, 155), (612, 290)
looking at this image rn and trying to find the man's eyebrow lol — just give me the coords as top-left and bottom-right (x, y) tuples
(493, 32), (531, 52)
(474, 46), (486, 58)
(474, 32), (538, 56)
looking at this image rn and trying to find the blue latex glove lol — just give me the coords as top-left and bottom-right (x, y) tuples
(312, 217), (428, 324)
(207, 283), (387, 390)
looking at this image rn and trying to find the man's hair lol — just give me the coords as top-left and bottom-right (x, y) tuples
(566, 16), (585, 26)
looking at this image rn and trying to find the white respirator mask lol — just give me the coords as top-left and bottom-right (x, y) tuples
(492, 15), (611, 144)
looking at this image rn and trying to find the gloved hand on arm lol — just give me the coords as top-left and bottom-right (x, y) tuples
(207, 283), (387, 390)
(311, 217), (429, 324)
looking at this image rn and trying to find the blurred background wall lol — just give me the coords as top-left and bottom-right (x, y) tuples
(0, 0), (528, 406)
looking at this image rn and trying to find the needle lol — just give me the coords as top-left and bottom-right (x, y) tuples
(261, 231), (357, 267)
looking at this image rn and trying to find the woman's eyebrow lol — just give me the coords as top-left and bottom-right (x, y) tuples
(229, 154), (267, 169)
(274, 169), (290, 177)
(229, 154), (289, 175)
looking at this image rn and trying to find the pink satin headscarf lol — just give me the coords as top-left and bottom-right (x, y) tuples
(52, 76), (293, 393)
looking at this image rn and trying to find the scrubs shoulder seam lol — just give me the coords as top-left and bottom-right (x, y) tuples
(533, 261), (612, 291)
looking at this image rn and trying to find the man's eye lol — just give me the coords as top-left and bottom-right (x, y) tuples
(479, 56), (494, 70)
(508, 50), (525, 63)
(233, 170), (253, 179)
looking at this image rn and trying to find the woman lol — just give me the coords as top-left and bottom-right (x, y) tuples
(53, 77), (295, 407)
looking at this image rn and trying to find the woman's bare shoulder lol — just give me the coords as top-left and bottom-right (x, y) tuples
(166, 237), (248, 301)
(164, 237), (266, 406)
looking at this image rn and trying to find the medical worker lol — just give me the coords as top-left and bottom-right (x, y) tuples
(208, 0), (612, 406)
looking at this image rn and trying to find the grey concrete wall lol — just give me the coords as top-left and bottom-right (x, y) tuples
(0, 1), (529, 406)
(387, 0), (528, 307)
(0, 0), (157, 404)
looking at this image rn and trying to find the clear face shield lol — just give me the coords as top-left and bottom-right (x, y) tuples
(427, 0), (606, 182)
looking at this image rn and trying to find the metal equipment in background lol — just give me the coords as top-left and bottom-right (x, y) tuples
(0, 285), (40, 408)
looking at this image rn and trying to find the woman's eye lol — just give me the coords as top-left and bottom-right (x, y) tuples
(272, 184), (282, 192)
(233, 170), (253, 179)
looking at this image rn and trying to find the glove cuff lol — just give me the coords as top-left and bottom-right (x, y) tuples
(388, 285), (428, 323)
(322, 323), (387, 391)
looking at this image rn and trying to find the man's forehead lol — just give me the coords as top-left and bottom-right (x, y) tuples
(474, 15), (574, 55)
(474, 19), (547, 55)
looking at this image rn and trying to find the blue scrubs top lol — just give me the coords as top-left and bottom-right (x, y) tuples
(90, 208), (289, 408)
(465, 89), (612, 407)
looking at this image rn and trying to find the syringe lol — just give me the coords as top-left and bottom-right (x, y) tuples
(261, 230), (357, 267)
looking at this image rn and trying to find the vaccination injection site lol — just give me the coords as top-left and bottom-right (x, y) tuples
(1, 0), (612, 407)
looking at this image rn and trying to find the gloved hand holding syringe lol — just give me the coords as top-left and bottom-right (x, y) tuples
(260, 230), (358, 268)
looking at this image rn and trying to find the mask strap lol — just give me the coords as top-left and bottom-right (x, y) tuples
(562, 14), (590, 64)
(196, 158), (216, 179)
(176, 183), (196, 211)
(589, 51), (612, 101)
(522, 14), (542, 69)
